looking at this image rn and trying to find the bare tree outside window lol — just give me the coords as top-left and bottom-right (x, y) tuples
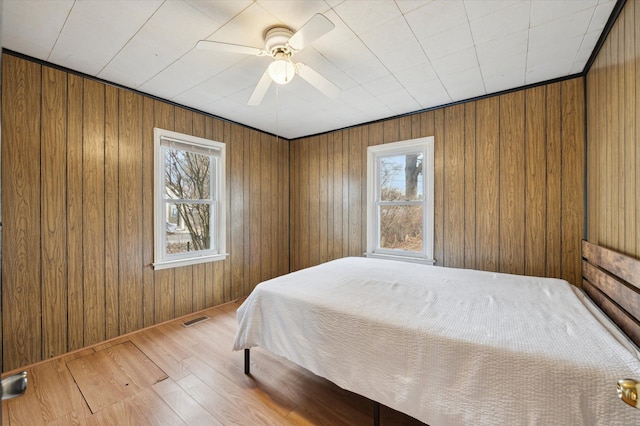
(164, 148), (213, 254)
(378, 154), (423, 252)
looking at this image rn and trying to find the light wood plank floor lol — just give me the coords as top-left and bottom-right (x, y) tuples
(2, 301), (426, 425)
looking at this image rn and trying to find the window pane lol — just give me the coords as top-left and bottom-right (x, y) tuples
(379, 153), (423, 201)
(165, 203), (211, 254)
(379, 205), (423, 251)
(164, 147), (212, 200)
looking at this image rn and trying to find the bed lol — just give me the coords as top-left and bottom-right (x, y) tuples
(232, 241), (640, 425)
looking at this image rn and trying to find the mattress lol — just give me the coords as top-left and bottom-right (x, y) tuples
(233, 257), (640, 425)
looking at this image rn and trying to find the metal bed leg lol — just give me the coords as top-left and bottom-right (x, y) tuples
(373, 401), (380, 426)
(244, 348), (250, 375)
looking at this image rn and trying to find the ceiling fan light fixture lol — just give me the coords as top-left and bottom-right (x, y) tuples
(268, 52), (295, 85)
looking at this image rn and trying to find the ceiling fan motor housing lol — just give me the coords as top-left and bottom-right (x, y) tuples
(264, 27), (294, 55)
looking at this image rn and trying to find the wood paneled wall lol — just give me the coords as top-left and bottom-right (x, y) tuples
(586, 0), (640, 259)
(1, 53), (289, 371)
(290, 79), (585, 286)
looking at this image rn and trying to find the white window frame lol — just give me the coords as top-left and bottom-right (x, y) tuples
(153, 128), (227, 270)
(365, 136), (435, 265)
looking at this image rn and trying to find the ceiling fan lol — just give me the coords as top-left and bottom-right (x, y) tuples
(196, 14), (340, 106)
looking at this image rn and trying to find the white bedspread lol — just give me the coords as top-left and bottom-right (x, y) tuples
(233, 257), (640, 425)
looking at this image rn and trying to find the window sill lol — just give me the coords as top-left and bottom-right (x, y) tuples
(153, 253), (228, 270)
(364, 252), (435, 266)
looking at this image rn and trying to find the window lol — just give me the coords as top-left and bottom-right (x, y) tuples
(366, 137), (434, 264)
(153, 128), (227, 269)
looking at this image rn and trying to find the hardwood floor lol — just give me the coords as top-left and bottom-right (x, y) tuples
(1, 301), (425, 425)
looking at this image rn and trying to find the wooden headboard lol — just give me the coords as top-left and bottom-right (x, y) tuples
(582, 240), (640, 347)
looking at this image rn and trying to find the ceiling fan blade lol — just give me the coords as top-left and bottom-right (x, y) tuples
(248, 69), (273, 106)
(297, 63), (340, 99)
(196, 40), (263, 56)
(288, 14), (335, 51)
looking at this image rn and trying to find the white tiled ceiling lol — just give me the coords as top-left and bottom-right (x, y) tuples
(2, 0), (617, 139)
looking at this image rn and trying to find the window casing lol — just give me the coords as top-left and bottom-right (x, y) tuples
(153, 128), (227, 269)
(366, 137), (434, 264)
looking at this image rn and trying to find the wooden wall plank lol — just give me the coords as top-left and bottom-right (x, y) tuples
(475, 97), (500, 272)
(41, 66), (68, 359)
(301, 138), (311, 268)
(347, 127), (362, 257)
(249, 129), (262, 287)
(308, 137), (320, 266)
(82, 79), (106, 346)
(280, 138), (290, 274)
(546, 82), (562, 278)
(230, 124), (245, 298)
(325, 134), (335, 261)
(463, 102), (476, 270)
(636, 0), (640, 259)
(141, 96), (155, 326)
(332, 133), (343, 261)
(118, 90), (144, 332)
(341, 132), (350, 259)
(359, 125), (369, 255)
(561, 78), (585, 287)
(499, 91), (525, 275)
(605, 22), (616, 247)
(221, 120), (231, 301)
(617, 17), (625, 249)
(66, 73), (84, 352)
(443, 105), (465, 268)
(524, 86), (547, 277)
(242, 128), (254, 290)
(433, 109), (445, 266)
(212, 119), (226, 306)
(2, 55), (42, 368)
(624, 0), (636, 255)
(260, 132), (273, 282)
(289, 140), (299, 270)
(104, 85), (120, 338)
(319, 134), (328, 263)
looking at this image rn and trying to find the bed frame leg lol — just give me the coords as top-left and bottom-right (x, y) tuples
(244, 349), (250, 375)
(373, 401), (380, 426)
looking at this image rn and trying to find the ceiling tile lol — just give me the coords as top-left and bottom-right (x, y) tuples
(255, 0), (332, 29)
(333, 0), (401, 34)
(476, 29), (528, 65)
(3, 0), (74, 60)
(376, 89), (422, 115)
(530, 0), (596, 27)
(49, 0), (162, 76)
(98, 1), (219, 88)
(395, 61), (438, 88)
(469, 1), (530, 44)
(343, 57), (390, 84)
(430, 47), (478, 75)
(186, 0), (253, 27)
(419, 22), (475, 60)
(528, 7), (594, 51)
(138, 49), (240, 100)
(463, 0), (529, 21)
(440, 66), (486, 100)
(410, 79), (452, 109)
(360, 15), (427, 73)
(588, 1), (617, 32)
(395, 0), (436, 15)
(405, 0), (467, 39)
(363, 75), (404, 97)
(482, 57), (526, 93)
